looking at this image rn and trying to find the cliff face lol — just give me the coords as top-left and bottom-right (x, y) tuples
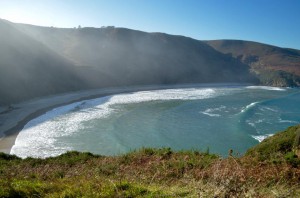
(206, 40), (300, 87)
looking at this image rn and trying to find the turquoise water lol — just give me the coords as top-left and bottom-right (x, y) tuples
(11, 86), (300, 158)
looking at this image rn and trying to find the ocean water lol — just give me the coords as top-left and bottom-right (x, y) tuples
(10, 86), (300, 158)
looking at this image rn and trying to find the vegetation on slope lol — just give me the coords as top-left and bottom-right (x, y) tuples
(246, 125), (300, 166)
(257, 69), (300, 87)
(1, 126), (300, 197)
(206, 40), (300, 87)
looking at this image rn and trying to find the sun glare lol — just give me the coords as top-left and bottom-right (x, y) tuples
(2, 8), (46, 26)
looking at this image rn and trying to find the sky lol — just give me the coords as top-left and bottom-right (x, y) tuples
(0, 0), (300, 49)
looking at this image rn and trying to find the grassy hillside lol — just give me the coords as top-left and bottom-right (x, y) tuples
(206, 40), (300, 87)
(246, 125), (300, 165)
(1, 125), (299, 197)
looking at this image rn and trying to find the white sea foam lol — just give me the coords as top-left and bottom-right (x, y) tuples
(241, 102), (259, 113)
(246, 119), (264, 128)
(200, 106), (226, 117)
(279, 119), (298, 124)
(260, 106), (278, 112)
(109, 88), (218, 103)
(246, 86), (286, 91)
(251, 134), (273, 142)
(247, 122), (256, 128)
(11, 88), (223, 158)
(201, 112), (221, 117)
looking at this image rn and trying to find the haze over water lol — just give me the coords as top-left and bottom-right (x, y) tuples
(11, 85), (300, 158)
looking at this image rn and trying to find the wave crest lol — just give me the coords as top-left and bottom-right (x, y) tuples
(200, 106), (226, 117)
(246, 86), (286, 91)
(241, 102), (259, 113)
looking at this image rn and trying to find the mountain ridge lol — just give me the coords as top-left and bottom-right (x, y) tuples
(1, 19), (299, 106)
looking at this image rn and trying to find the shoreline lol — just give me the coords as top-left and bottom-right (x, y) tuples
(0, 83), (251, 154)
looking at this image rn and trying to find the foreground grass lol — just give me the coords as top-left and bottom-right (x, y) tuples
(1, 126), (300, 197)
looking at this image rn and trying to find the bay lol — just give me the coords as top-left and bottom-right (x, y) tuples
(11, 86), (300, 158)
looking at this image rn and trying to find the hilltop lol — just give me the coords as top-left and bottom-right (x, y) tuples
(1, 19), (300, 106)
(0, 125), (299, 197)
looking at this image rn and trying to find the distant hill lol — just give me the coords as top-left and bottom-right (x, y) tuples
(206, 40), (300, 87)
(12, 22), (255, 86)
(1, 19), (300, 105)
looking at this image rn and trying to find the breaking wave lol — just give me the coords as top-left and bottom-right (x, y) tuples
(10, 88), (223, 158)
(10, 86), (300, 158)
(240, 102), (259, 113)
(246, 86), (286, 91)
(200, 106), (226, 117)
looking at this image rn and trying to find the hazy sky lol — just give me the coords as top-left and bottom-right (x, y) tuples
(1, 0), (300, 49)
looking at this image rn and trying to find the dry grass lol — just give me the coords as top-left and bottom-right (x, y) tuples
(1, 148), (299, 197)
(1, 125), (300, 197)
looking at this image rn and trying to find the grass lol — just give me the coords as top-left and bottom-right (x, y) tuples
(246, 125), (300, 166)
(1, 126), (300, 197)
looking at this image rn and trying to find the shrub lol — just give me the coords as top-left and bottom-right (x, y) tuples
(285, 152), (300, 167)
(0, 152), (20, 161)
